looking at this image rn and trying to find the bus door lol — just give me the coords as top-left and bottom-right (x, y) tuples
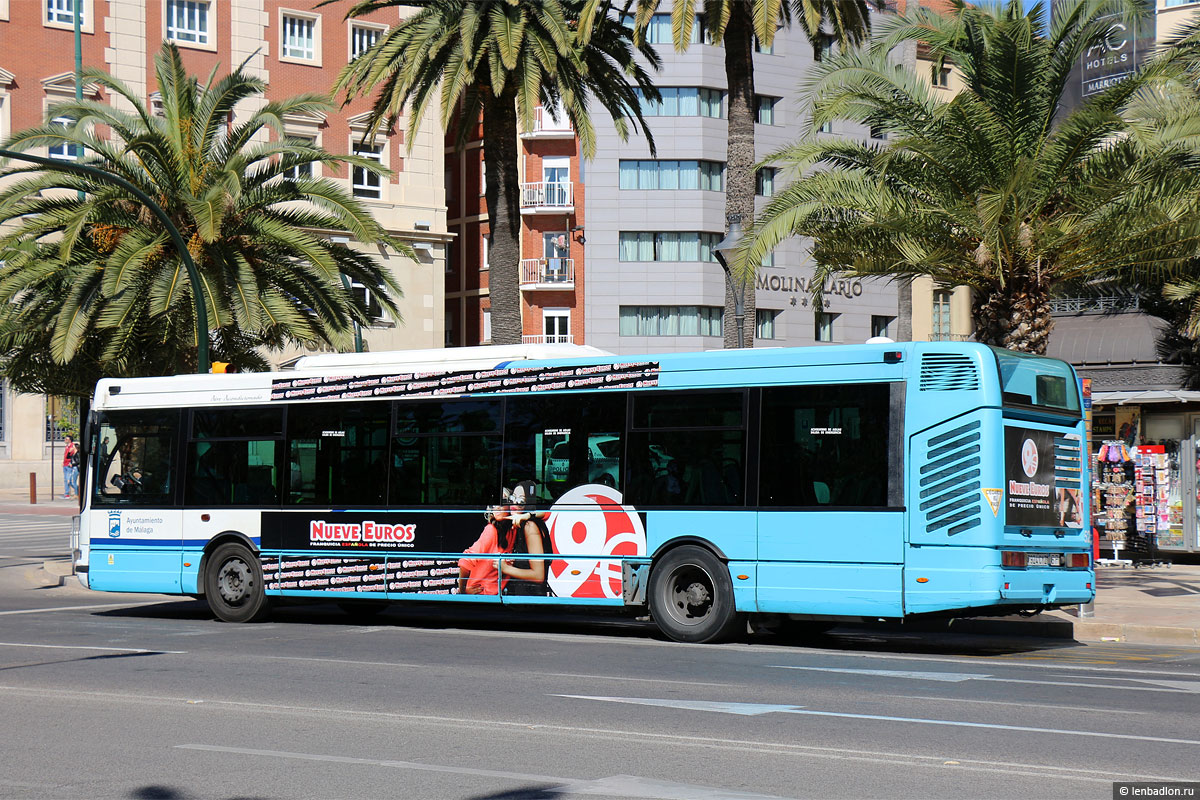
(756, 383), (904, 617)
(88, 411), (184, 594)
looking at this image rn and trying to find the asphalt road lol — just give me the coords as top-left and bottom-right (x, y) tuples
(1, 513), (1199, 800)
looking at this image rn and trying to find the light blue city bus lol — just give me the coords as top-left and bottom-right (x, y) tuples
(71, 341), (1094, 643)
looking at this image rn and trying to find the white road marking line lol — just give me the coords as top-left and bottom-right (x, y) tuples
(887, 695), (1152, 714)
(0, 641), (184, 654)
(770, 664), (1200, 693)
(176, 745), (789, 800)
(260, 655), (728, 686)
(0, 603), (144, 616)
(559, 695), (1200, 746)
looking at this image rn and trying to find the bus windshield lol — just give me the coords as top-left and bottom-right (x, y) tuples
(990, 347), (1080, 415)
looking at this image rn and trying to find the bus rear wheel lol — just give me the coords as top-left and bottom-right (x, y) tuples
(205, 542), (269, 623)
(649, 546), (742, 643)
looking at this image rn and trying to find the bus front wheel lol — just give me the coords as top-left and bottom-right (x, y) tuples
(204, 542), (269, 623)
(648, 546), (742, 643)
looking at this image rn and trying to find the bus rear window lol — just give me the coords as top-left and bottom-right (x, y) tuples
(990, 347), (1080, 415)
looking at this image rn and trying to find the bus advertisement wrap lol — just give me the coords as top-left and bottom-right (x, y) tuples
(1004, 427), (1056, 526)
(259, 484), (647, 599)
(268, 361), (660, 402)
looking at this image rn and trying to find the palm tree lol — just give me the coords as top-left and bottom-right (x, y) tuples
(0, 43), (407, 389)
(743, 0), (1200, 354)
(329, 0), (660, 346)
(628, 0), (877, 348)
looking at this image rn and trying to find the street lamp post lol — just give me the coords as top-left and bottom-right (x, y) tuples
(713, 214), (746, 349)
(0, 148), (211, 373)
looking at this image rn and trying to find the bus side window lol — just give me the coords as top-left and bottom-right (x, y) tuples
(628, 391), (746, 507)
(91, 411), (180, 507)
(286, 403), (389, 506)
(185, 408), (283, 507)
(390, 399), (503, 506)
(759, 384), (891, 508)
(504, 393), (625, 501)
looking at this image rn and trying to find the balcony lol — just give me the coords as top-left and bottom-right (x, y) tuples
(521, 107), (574, 140)
(522, 334), (574, 345)
(520, 258), (575, 290)
(520, 181), (573, 214)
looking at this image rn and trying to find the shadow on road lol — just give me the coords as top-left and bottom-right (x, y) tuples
(89, 596), (1085, 659)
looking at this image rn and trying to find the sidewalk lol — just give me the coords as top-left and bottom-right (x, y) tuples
(0, 485), (80, 516)
(905, 563), (1200, 646)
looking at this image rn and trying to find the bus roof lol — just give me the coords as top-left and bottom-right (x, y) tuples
(89, 341), (1055, 411)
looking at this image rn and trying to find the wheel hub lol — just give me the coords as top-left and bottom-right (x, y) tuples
(684, 581), (711, 608)
(218, 560), (251, 604)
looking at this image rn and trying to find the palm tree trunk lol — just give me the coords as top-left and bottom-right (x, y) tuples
(723, 2), (757, 350)
(973, 281), (1054, 354)
(483, 87), (524, 347)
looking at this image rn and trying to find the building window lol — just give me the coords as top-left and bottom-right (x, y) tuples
(815, 311), (838, 342)
(47, 116), (80, 161)
(349, 278), (385, 322)
(629, 13), (708, 45)
(818, 120), (833, 134)
(619, 306), (723, 337)
(350, 23), (383, 59)
(543, 309), (570, 343)
(756, 310), (779, 339)
(936, 67), (951, 88)
(755, 167), (776, 197)
(167, 0), (211, 45)
(482, 309), (491, 343)
(618, 231), (721, 262)
(282, 135), (315, 180)
(351, 142), (383, 199)
(481, 233), (490, 270)
(871, 315), (895, 339)
(814, 34), (834, 62)
(932, 288), (952, 339)
(870, 124), (887, 140)
(634, 87), (725, 118)
(281, 13), (317, 62)
(46, 0), (80, 25)
(756, 96), (778, 125)
(753, 36), (774, 55)
(619, 160), (724, 191)
(480, 157), (487, 195)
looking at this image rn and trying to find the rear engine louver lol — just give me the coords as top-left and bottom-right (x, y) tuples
(918, 420), (982, 536)
(919, 353), (980, 392)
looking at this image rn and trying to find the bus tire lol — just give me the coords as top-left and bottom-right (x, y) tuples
(204, 542), (269, 623)
(649, 546), (742, 643)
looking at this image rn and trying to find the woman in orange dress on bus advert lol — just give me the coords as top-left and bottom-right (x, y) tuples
(457, 504), (513, 595)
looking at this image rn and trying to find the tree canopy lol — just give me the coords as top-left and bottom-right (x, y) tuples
(0, 43), (408, 392)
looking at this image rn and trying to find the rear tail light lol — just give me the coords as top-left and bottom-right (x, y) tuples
(1069, 552), (1090, 568)
(1001, 551), (1026, 568)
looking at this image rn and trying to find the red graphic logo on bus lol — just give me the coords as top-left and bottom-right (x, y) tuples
(546, 484), (647, 599)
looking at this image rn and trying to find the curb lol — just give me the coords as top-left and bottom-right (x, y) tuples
(0, 503), (79, 516)
(41, 559), (74, 588)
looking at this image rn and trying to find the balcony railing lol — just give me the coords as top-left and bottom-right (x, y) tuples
(520, 181), (573, 212)
(521, 107), (574, 138)
(927, 333), (974, 342)
(522, 334), (574, 345)
(520, 258), (575, 288)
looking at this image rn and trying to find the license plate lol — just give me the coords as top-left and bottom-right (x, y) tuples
(1026, 553), (1062, 567)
